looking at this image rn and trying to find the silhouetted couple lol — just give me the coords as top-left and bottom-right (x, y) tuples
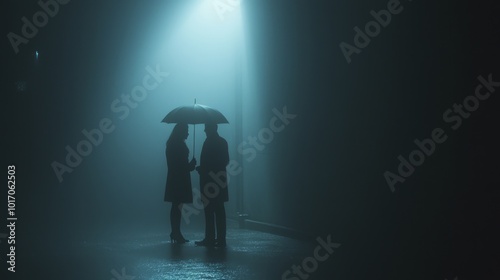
(164, 123), (229, 247)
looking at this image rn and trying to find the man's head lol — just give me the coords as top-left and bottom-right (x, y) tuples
(204, 123), (218, 137)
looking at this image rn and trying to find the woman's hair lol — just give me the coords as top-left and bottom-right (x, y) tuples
(168, 123), (188, 143)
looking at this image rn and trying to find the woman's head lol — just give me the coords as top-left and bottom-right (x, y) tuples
(168, 123), (189, 142)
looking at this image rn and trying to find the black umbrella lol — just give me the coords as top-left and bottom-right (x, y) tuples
(162, 100), (228, 156)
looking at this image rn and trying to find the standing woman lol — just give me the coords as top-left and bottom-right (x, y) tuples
(165, 123), (196, 243)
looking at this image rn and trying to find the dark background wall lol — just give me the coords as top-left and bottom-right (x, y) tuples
(241, 0), (499, 278)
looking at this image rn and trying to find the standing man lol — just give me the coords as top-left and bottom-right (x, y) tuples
(195, 123), (229, 247)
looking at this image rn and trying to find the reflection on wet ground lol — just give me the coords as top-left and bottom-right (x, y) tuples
(19, 221), (338, 279)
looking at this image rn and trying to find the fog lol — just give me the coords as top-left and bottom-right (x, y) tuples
(3, 0), (499, 279)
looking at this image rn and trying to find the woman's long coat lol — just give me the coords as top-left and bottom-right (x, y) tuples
(164, 140), (193, 203)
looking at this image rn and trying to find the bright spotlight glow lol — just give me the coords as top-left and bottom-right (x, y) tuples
(144, 0), (246, 114)
(153, 0), (243, 63)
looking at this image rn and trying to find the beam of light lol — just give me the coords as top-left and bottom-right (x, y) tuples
(153, 0), (243, 82)
(144, 0), (246, 146)
(105, 0), (249, 232)
(148, 0), (246, 174)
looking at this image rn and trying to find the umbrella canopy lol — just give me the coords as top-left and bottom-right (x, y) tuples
(162, 103), (228, 158)
(162, 104), (229, 124)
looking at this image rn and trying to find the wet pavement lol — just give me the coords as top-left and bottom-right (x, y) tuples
(16, 220), (340, 280)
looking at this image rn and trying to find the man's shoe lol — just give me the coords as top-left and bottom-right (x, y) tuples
(195, 239), (215, 246)
(170, 233), (189, 244)
(214, 240), (226, 248)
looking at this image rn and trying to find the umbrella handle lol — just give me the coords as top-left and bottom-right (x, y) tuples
(193, 124), (196, 159)
(193, 98), (196, 159)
